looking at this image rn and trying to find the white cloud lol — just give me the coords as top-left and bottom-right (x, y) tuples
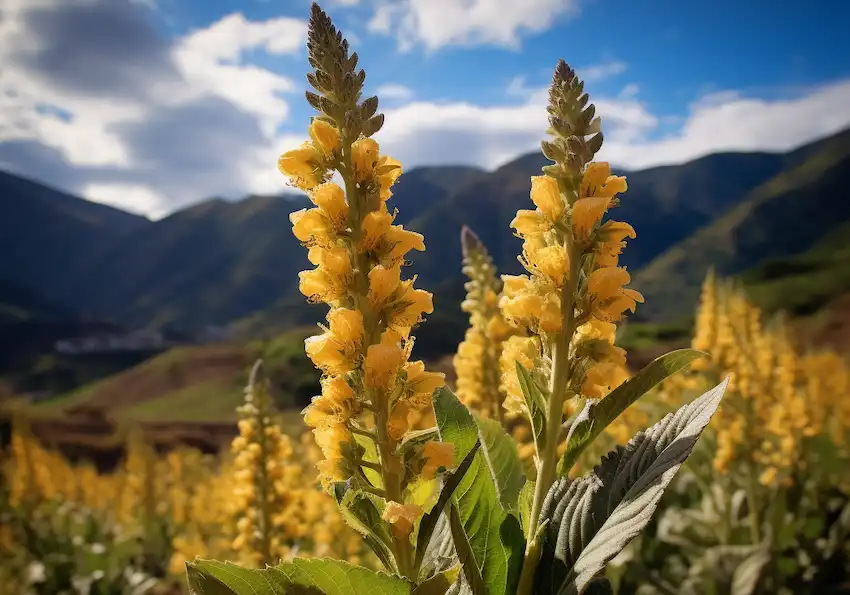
(83, 183), (165, 217)
(602, 80), (850, 169)
(376, 83), (415, 101)
(579, 60), (626, 82)
(367, 77), (850, 175)
(368, 0), (581, 51)
(0, 0), (307, 216)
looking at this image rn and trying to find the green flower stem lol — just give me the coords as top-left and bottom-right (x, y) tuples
(517, 242), (580, 595)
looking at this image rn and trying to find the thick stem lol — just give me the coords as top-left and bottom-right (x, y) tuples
(746, 465), (762, 544)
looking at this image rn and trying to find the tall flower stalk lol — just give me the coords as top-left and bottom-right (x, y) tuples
(501, 61), (643, 592)
(279, 4), (449, 579)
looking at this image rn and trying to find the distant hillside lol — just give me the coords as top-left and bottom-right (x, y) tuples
(29, 328), (321, 423)
(4, 128), (850, 338)
(0, 278), (73, 324)
(0, 171), (149, 307)
(56, 194), (312, 329)
(634, 128), (850, 321)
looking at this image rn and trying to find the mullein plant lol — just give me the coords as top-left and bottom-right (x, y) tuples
(185, 4), (727, 594)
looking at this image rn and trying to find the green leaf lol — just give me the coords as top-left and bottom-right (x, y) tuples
(187, 558), (412, 595)
(434, 386), (525, 595)
(539, 378), (727, 595)
(515, 362), (548, 455)
(418, 514), (459, 584)
(519, 481), (536, 538)
(557, 349), (706, 476)
(415, 441), (481, 579)
(449, 504), (487, 595)
(433, 386), (479, 465)
(477, 417), (527, 512)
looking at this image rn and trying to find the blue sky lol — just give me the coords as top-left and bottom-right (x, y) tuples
(1, 0), (849, 218)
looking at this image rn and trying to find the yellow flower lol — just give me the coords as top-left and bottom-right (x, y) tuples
(360, 208), (394, 252)
(421, 442), (455, 479)
(368, 264), (401, 307)
(571, 196), (611, 243)
(377, 155), (403, 201)
(364, 330), (406, 390)
(530, 175), (564, 222)
(298, 245), (352, 303)
(383, 225), (426, 264)
(580, 162), (626, 198)
(387, 401), (410, 441)
(587, 267), (644, 322)
(305, 309), (364, 375)
(309, 119), (341, 155)
(500, 335), (542, 416)
(310, 182), (348, 228)
(403, 360), (445, 409)
(279, 142), (323, 189)
(389, 281), (434, 336)
(594, 221), (636, 267)
(382, 501), (423, 537)
(525, 244), (569, 286)
(511, 209), (551, 236)
(352, 137), (380, 181)
(290, 208), (335, 246)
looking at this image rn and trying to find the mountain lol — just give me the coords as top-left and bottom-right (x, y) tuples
(407, 147), (793, 289)
(0, 171), (149, 306)
(4, 129), (850, 337)
(57, 194), (312, 329)
(633, 128), (850, 321)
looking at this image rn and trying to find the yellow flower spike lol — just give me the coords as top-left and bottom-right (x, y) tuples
(421, 442), (455, 479)
(309, 118), (341, 154)
(530, 175), (564, 222)
(310, 182), (348, 227)
(352, 137), (380, 181)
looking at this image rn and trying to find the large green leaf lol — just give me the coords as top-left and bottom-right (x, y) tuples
(557, 349), (706, 476)
(538, 378), (727, 595)
(515, 362), (548, 455)
(186, 558), (411, 595)
(433, 387), (525, 595)
(477, 417), (526, 512)
(448, 504), (487, 595)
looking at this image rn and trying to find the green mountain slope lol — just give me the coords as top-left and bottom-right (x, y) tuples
(633, 128), (850, 321)
(59, 194), (312, 329)
(0, 171), (149, 306)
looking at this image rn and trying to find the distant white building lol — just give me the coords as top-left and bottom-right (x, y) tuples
(54, 329), (166, 354)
